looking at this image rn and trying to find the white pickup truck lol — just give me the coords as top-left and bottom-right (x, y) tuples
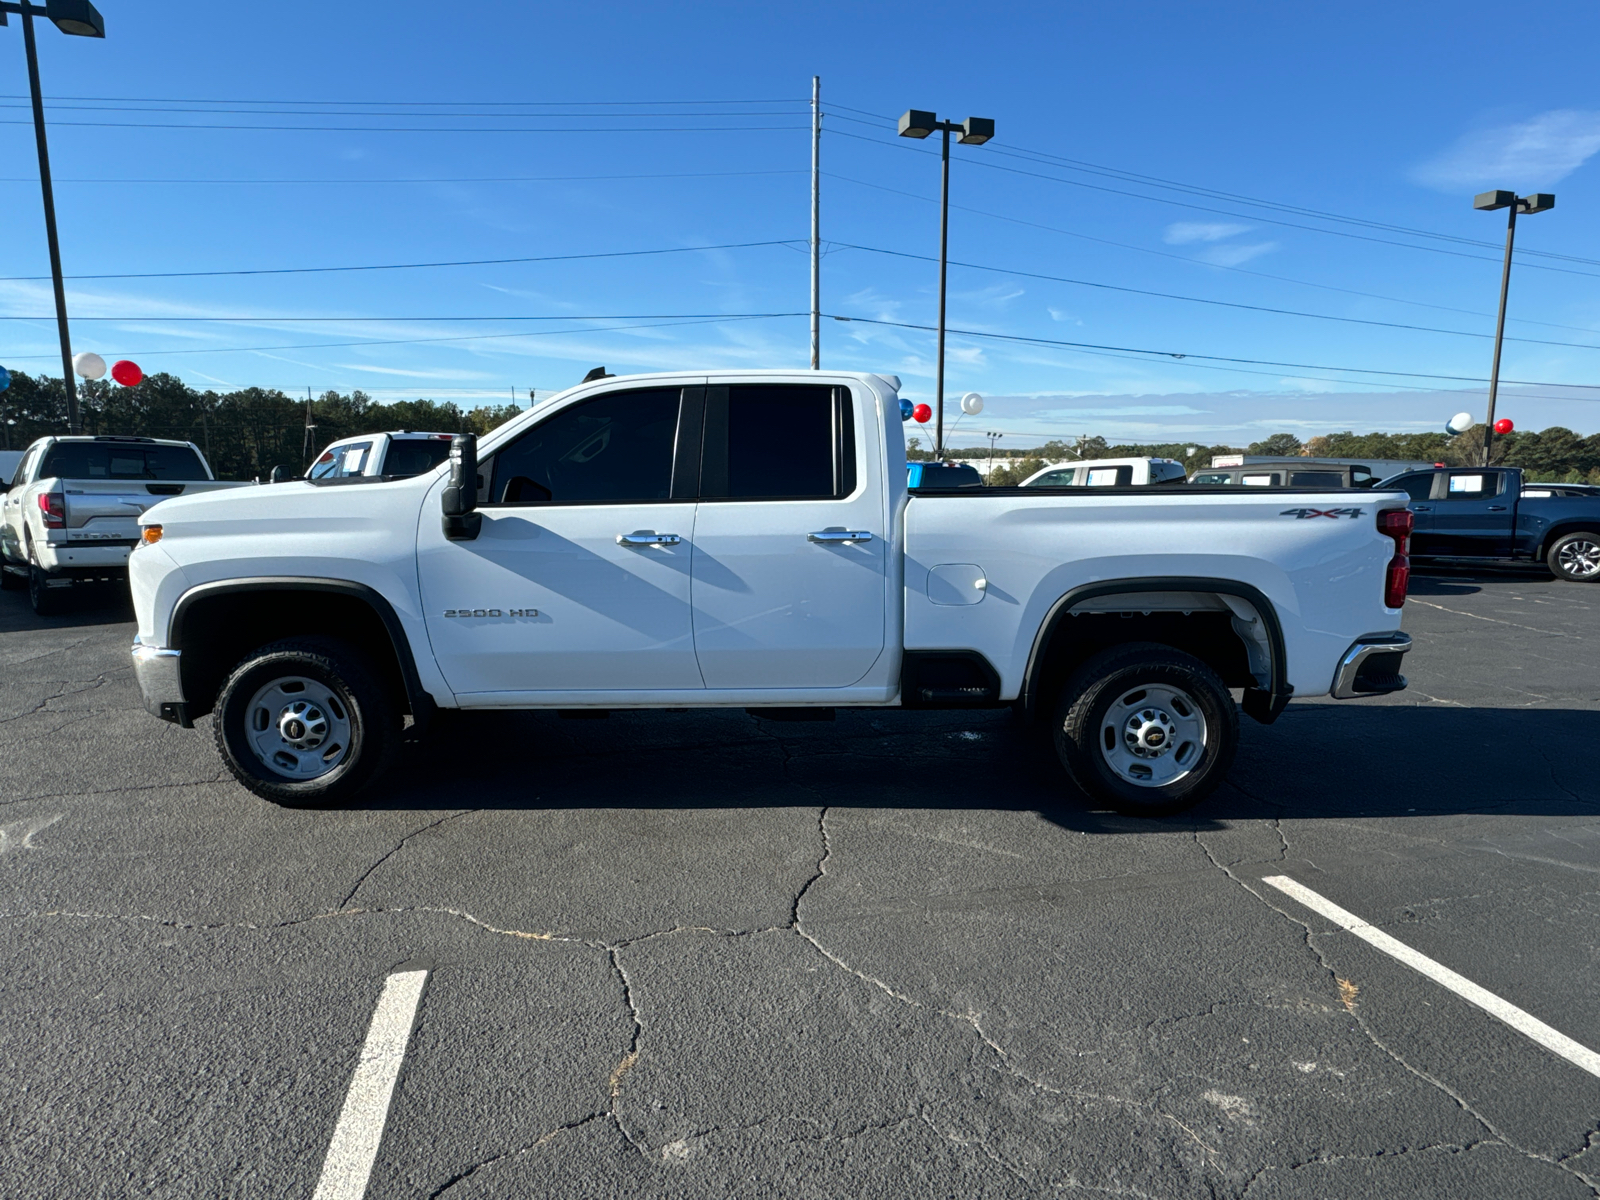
(2, 435), (244, 615)
(128, 371), (1414, 817)
(306, 430), (457, 481)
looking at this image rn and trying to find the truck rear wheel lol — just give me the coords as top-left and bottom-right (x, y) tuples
(26, 541), (66, 616)
(213, 638), (400, 807)
(1548, 531), (1600, 582)
(1052, 643), (1238, 817)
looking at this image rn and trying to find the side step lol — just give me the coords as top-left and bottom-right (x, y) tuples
(746, 707), (835, 722)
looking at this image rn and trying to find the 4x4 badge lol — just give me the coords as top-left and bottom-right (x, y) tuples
(1279, 507), (1364, 519)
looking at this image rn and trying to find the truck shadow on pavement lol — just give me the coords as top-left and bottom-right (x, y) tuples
(0, 587), (134, 633)
(365, 701), (1599, 832)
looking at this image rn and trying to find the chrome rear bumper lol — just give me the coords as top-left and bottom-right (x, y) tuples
(1330, 632), (1412, 699)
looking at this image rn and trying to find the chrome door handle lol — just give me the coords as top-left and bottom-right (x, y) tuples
(617, 531), (681, 547)
(1410, 504), (1431, 512)
(808, 530), (873, 544)
(1487, 505), (1507, 511)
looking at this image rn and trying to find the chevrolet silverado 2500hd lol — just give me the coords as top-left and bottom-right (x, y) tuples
(128, 371), (1414, 816)
(1, 435), (245, 614)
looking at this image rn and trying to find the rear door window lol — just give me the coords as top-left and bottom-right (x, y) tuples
(1289, 470), (1345, 487)
(1085, 466), (1133, 486)
(1240, 473), (1280, 486)
(1445, 472), (1499, 499)
(1391, 474), (1434, 501)
(701, 384), (855, 500)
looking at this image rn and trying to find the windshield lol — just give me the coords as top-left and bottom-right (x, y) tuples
(38, 441), (209, 481)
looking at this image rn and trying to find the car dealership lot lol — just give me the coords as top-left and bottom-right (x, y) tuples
(1, 572), (1596, 1199)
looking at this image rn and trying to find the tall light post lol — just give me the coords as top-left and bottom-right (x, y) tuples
(1, 1), (105, 435)
(985, 430), (1002, 483)
(898, 108), (994, 458)
(1473, 189), (1554, 466)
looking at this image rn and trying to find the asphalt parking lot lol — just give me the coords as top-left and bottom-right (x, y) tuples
(1, 568), (1596, 1199)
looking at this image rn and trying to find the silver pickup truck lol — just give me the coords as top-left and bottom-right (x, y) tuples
(1, 435), (245, 614)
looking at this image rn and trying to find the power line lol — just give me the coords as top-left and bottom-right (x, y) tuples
(827, 313), (1600, 394)
(824, 124), (1600, 281)
(822, 171), (1600, 338)
(832, 242), (1600, 353)
(0, 169), (807, 186)
(4, 93), (803, 106)
(0, 118), (809, 134)
(1, 311), (806, 323)
(0, 313), (804, 360)
(0, 239), (803, 282)
(0, 102), (807, 119)
(822, 104), (1600, 271)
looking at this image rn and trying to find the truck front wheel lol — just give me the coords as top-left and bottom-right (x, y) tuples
(213, 638), (400, 807)
(1548, 531), (1600, 582)
(1053, 643), (1238, 817)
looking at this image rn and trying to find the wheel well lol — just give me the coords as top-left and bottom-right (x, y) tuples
(174, 588), (411, 719)
(1029, 610), (1254, 720)
(1540, 523), (1600, 559)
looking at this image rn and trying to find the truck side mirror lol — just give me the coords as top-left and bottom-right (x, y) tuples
(442, 434), (482, 541)
(269, 464), (290, 484)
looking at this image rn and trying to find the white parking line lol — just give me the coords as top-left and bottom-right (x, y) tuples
(312, 968), (430, 1200)
(1262, 875), (1600, 1080)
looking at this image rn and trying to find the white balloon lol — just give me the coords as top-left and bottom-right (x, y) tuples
(960, 392), (984, 415)
(72, 351), (106, 380)
(1446, 411), (1473, 435)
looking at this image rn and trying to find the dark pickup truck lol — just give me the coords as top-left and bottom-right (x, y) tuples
(1379, 466), (1600, 581)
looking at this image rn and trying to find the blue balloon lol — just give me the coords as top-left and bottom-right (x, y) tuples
(0, 366), (9, 393)
(899, 397), (914, 422)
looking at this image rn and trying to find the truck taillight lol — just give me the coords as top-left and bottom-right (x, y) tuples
(1379, 508), (1410, 608)
(37, 491), (65, 530)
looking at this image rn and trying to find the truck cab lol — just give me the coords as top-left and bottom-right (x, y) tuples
(307, 432), (457, 481)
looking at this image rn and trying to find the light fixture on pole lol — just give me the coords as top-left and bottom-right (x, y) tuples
(985, 430), (1003, 483)
(1473, 189), (1553, 466)
(0, 0), (106, 436)
(898, 108), (994, 459)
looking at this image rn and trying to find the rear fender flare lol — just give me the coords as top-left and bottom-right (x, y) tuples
(1020, 576), (1290, 725)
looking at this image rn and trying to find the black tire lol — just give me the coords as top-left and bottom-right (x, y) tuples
(1547, 531), (1600, 583)
(213, 637), (400, 807)
(26, 540), (66, 616)
(1052, 642), (1239, 818)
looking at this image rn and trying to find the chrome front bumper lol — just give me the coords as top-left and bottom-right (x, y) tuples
(131, 642), (190, 726)
(1330, 632), (1412, 699)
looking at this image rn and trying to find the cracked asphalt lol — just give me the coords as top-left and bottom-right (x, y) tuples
(1, 568), (1597, 1199)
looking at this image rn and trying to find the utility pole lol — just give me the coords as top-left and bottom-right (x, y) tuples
(810, 75), (821, 371)
(302, 387), (316, 465)
(985, 431), (1003, 483)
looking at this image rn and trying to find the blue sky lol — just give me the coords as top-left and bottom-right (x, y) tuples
(4, 0), (1600, 445)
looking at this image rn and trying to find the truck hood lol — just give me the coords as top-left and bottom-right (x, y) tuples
(139, 474), (438, 535)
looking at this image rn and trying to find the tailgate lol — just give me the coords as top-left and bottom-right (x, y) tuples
(58, 479), (194, 542)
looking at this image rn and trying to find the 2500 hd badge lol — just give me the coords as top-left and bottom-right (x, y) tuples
(442, 608), (540, 618)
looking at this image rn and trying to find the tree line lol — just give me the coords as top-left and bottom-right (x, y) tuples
(0, 371), (522, 480)
(920, 425), (1600, 486)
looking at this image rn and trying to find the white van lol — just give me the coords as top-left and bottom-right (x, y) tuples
(1020, 457), (1188, 487)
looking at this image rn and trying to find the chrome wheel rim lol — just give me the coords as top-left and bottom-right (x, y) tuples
(1557, 539), (1600, 578)
(1099, 683), (1207, 788)
(244, 675), (352, 780)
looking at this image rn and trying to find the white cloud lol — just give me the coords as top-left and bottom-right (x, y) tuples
(1164, 222), (1251, 245)
(1198, 241), (1279, 267)
(1411, 109), (1600, 191)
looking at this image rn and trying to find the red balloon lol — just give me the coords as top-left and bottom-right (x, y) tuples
(912, 403), (932, 423)
(1493, 417), (1514, 435)
(111, 360), (143, 387)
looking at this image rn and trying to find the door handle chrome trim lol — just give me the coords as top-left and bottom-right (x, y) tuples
(617, 531), (681, 547)
(1409, 505), (1431, 511)
(1487, 505), (1507, 511)
(808, 530), (873, 544)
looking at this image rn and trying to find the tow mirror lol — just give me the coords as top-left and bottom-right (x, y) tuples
(442, 434), (482, 540)
(268, 464), (291, 484)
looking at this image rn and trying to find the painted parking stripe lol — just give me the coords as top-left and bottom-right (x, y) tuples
(1262, 875), (1600, 1079)
(312, 968), (430, 1200)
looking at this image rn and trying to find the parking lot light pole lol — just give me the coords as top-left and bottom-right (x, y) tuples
(898, 109), (994, 459)
(1473, 189), (1554, 466)
(1, 0), (106, 436)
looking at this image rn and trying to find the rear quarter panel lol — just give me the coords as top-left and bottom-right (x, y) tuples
(903, 488), (1408, 699)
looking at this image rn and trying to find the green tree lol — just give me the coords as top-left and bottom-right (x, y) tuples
(1246, 432), (1303, 456)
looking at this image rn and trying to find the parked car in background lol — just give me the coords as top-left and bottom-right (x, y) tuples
(907, 461), (984, 488)
(1190, 459), (1378, 488)
(1021, 457), (1188, 487)
(1, 435), (246, 614)
(1209, 453), (1437, 479)
(1378, 465), (1600, 581)
(306, 431), (457, 481)
(130, 369), (1412, 818)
